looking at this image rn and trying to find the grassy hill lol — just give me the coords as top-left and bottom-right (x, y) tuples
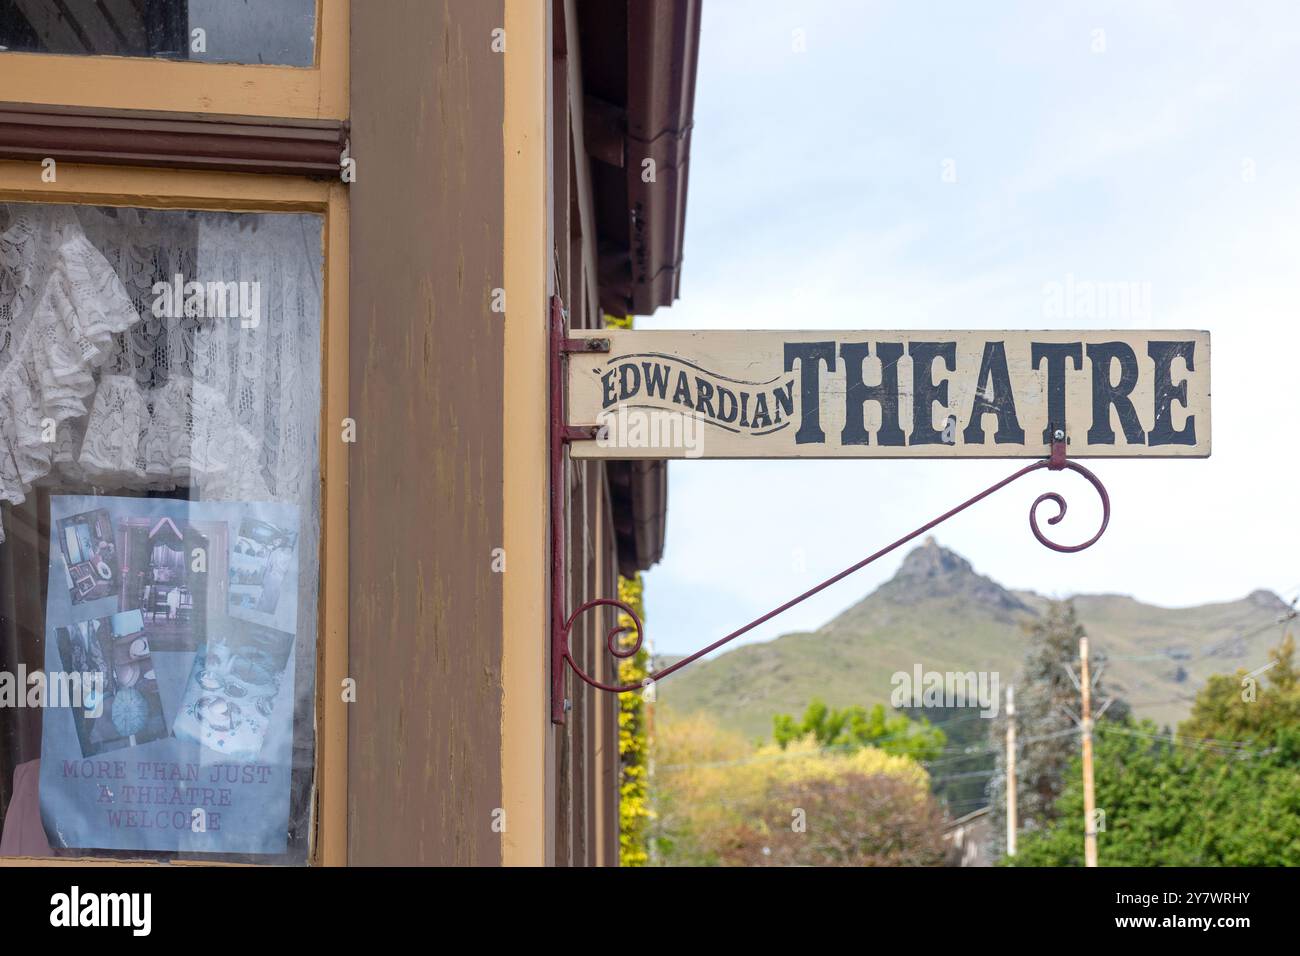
(655, 538), (1293, 740)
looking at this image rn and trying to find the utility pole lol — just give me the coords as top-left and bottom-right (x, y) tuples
(1080, 636), (1097, 868)
(1005, 684), (1017, 857)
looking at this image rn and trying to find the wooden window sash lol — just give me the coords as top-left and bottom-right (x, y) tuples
(0, 160), (349, 867)
(0, 0), (347, 121)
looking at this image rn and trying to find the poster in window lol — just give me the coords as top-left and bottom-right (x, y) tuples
(39, 495), (304, 856)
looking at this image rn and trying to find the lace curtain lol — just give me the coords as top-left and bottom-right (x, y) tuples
(0, 202), (324, 542)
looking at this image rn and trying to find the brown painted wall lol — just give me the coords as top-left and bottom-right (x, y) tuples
(348, 0), (505, 865)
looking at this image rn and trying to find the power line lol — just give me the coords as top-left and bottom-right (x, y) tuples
(924, 750), (998, 768)
(1094, 723), (1276, 758)
(1126, 695), (1197, 708)
(928, 768), (999, 783)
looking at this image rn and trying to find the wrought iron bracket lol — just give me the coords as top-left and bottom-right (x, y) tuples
(551, 297), (610, 721)
(548, 299), (1111, 723)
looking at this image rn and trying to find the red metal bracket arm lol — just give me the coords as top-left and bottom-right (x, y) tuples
(549, 297), (1110, 721)
(551, 296), (613, 721)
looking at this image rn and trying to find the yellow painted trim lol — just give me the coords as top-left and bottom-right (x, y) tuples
(0, 161), (348, 866)
(0, 0), (347, 119)
(318, 179), (349, 866)
(0, 161), (331, 208)
(592, 481), (606, 866)
(501, 0), (550, 868)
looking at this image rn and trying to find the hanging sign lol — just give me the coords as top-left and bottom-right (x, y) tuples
(565, 329), (1210, 460)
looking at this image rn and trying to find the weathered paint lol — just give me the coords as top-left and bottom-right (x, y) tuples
(348, 0), (504, 865)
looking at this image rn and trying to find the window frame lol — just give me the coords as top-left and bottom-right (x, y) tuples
(0, 0), (346, 120)
(0, 159), (349, 867)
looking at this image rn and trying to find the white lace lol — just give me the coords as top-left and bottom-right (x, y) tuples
(0, 203), (322, 543)
(0, 206), (140, 539)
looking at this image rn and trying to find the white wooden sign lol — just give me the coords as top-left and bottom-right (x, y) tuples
(566, 330), (1210, 460)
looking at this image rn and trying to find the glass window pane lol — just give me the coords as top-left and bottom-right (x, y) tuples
(0, 0), (316, 67)
(0, 201), (323, 863)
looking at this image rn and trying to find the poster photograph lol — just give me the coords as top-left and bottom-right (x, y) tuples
(228, 517), (299, 634)
(55, 508), (120, 605)
(54, 610), (167, 758)
(116, 514), (219, 652)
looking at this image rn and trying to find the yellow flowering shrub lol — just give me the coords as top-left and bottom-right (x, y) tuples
(651, 712), (932, 865)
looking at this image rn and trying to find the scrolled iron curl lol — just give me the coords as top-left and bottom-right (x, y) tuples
(1027, 459), (1110, 553)
(561, 598), (647, 693)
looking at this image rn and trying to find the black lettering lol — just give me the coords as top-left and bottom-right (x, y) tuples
(841, 342), (905, 446)
(1032, 342), (1083, 443)
(617, 363), (641, 401)
(784, 342), (836, 444)
(1087, 342), (1146, 445)
(671, 370), (694, 409)
(963, 341), (1025, 445)
(695, 377), (716, 418)
(908, 341), (956, 445)
(716, 386), (738, 424)
(642, 362), (670, 400)
(772, 381), (794, 424)
(1147, 341), (1196, 446)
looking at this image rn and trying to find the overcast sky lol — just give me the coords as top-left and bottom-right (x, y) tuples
(638, 0), (1300, 657)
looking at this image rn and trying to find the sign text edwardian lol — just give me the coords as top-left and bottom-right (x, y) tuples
(566, 330), (1210, 459)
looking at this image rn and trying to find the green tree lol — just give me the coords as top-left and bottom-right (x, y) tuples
(1181, 631), (1299, 744)
(1007, 718), (1300, 866)
(772, 698), (945, 761)
(1008, 634), (1300, 866)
